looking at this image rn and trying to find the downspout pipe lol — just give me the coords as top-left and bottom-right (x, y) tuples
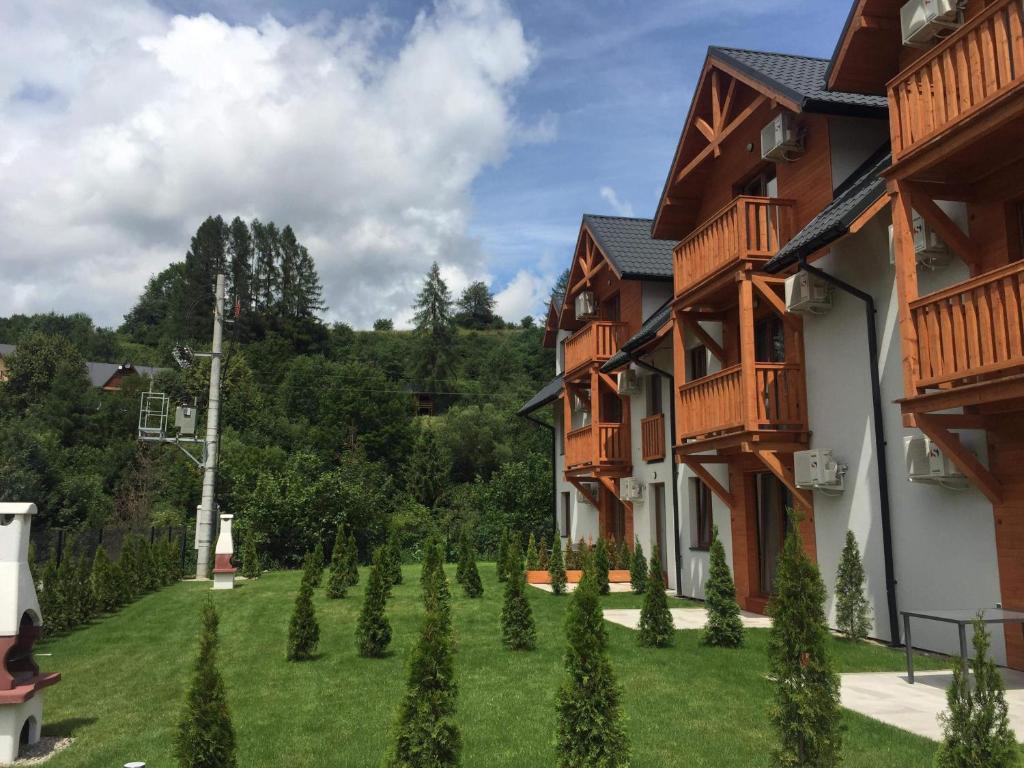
(624, 351), (684, 599)
(522, 412), (559, 538)
(797, 256), (901, 646)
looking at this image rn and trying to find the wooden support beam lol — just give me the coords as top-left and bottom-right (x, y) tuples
(753, 450), (814, 513)
(916, 413), (1004, 504)
(598, 371), (619, 392)
(696, 117), (715, 143)
(751, 275), (788, 317)
(673, 94), (768, 187)
(680, 315), (726, 363)
(681, 458), (734, 508)
(921, 413), (989, 430)
(891, 181), (921, 403)
(908, 188), (980, 269)
(568, 477), (600, 509)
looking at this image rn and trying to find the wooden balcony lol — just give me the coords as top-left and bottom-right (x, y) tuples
(909, 260), (1024, 392)
(641, 413), (666, 462)
(676, 362), (807, 449)
(565, 422), (630, 474)
(563, 321), (630, 379)
(888, 0), (1024, 166)
(673, 196), (795, 300)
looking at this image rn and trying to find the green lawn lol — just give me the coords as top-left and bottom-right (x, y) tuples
(37, 563), (952, 767)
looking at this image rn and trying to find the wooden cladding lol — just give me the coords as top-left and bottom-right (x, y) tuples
(641, 413), (666, 462)
(563, 321), (630, 377)
(910, 260), (1024, 390)
(888, 0), (1024, 163)
(673, 196), (795, 298)
(565, 423), (629, 470)
(677, 362), (806, 440)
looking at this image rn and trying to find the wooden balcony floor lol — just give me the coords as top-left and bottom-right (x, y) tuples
(674, 428), (809, 457)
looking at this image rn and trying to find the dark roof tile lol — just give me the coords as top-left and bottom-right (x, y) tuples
(518, 374), (563, 417)
(582, 215), (675, 281)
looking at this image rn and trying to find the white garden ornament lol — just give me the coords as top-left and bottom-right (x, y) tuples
(212, 514), (236, 590)
(0, 503), (60, 764)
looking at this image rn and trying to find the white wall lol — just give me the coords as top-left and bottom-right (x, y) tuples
(800, 213), (1005, 662)
(828, 117), (890, 190)
(642, 280), (673, 318)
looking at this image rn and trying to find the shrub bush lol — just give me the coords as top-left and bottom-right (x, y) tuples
(630, 538), (647, 594)
(496, 527), (509, 582)
(345, 533), (360, 586)
(703, 525), (744, 648)
(525, 533), (539, 571)
(500, 539), (536, 651)
(90, 547), (120, 614)
(287, 577), (320, 661)
(554, 568), (629, 767)
(326, 528), (349, 599)
(548, 534), (567, 596)
(175, 599), (237, 768)
(638, 545), (673, 648)
(357, 548), (392, 658)
(835, 530), (871, 641)
(240, 535), (261, 580)
(593, 538), (610, 596)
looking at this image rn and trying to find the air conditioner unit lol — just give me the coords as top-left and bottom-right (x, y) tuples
(794, 449), (846, 492)
(785, 270), (833, 314)
(617, 369), (641, 395)
(575, 484), (597, 505)
(887, 218), (953, 270)
(905, 435), (967, 484)
(621, 477), (645, 501)
(901, 0), (960, 47)
(912, 211), (952, 269)
(761, 113), (803, 163)
(575, 291), (597, 321)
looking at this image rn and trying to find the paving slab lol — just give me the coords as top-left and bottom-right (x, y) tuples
(602, 607), (772, 630)
(840, 669), (1024, 741)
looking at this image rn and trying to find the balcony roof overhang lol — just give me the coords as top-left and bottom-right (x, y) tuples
(826, 0), (903, 96)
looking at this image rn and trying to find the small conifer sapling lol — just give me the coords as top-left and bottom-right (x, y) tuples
(702, 525), (744, 648)
(638, 545), (673, 648)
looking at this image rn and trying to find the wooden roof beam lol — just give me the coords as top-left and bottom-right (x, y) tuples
(673, 94), (769, 188)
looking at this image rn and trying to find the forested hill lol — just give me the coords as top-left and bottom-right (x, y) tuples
(0, 216), (556, 567)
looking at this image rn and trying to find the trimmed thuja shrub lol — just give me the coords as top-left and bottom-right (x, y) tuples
(768, 513), (842, 768)
(593, 538), (610, 596)
(384, 565), (461, 768)
(91, 547), (120, 614)
(617, 538), (632, 573)
(462, 539), (483, 599)
(538, 535), (550, 570)
(936, 618), (1018, 768)
(421, 537), (443, 597)
(496, 527), (509, 582)
(345, 533), (360, 586)
(835, 530), (871, 641)
(630, 538), (647, 594)
(357, 548), (393, 658)
(638, 545), (673, 648)
(702, 525), (743, 648)
(326, 528), (349, 599)
(525, 533), (539, 570)
(549, 534), (567, 596)
(456, 525), (471, 585)
(500, 539), (536, 651)
(555, 566), (629, 768)
(287, 575), (320, 661)
(175, 598), (236, 768)
(240, 535), (261, 580)
(385, 529), (403, 587)
(310, 541), (325, 587)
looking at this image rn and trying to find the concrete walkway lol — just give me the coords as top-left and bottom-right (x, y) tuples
(529, 581), (633, 593)
(602, 607), (772, 630)
(840, 668), (1024, 741)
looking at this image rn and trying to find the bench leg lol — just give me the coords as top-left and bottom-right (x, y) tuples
(904, 614), (914, 684)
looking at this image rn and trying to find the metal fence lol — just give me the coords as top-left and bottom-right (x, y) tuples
(30, 525), (192, 572)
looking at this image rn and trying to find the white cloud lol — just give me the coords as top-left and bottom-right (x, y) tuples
(0, 0), (539, 329)
(494, 268), (553, 322)
(599, 186), (634, 217)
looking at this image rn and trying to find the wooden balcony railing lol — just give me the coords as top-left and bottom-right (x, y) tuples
(641, 413), (666, 462)
(565, 423), (630, 470)
(677, 362), (806, 441)
(909, 260), (1024, 390)
(673, 196), (796, 299)
(888, 0), (1024, 163)
(563, 321), (630, 377)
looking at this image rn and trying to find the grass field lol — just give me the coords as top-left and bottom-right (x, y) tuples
(35, 563), (954, 767)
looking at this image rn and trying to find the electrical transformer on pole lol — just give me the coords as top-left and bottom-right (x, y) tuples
(196, 273), (226, 580)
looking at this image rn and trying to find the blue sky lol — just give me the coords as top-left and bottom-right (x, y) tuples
(1, 0), (854, 327)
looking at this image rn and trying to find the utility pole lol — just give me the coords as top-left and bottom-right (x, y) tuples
(196, 274), (226, 580)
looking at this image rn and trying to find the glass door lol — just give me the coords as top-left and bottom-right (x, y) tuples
(755, 473), (791, 596)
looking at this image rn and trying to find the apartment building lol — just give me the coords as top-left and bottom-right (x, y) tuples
(518, 215), (679, 588)
(522, 0), (1024, 667)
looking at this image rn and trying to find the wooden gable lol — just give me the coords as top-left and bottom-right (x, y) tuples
(652, 55), (798, 241)
(542, 298), (561, 348)
(828, 0), (903, 95)
(558, 224), (616, 332)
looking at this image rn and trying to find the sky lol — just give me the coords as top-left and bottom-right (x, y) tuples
(0, 0), (854, 330)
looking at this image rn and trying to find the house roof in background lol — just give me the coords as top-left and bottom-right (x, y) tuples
(582, 215), (676, 281)
(517, 374), (563, 417)
(0, 343), (163, 387)
(709, 47), (888, 117)
(764, 144), (891, 273)
(601, 300), (672, 373)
